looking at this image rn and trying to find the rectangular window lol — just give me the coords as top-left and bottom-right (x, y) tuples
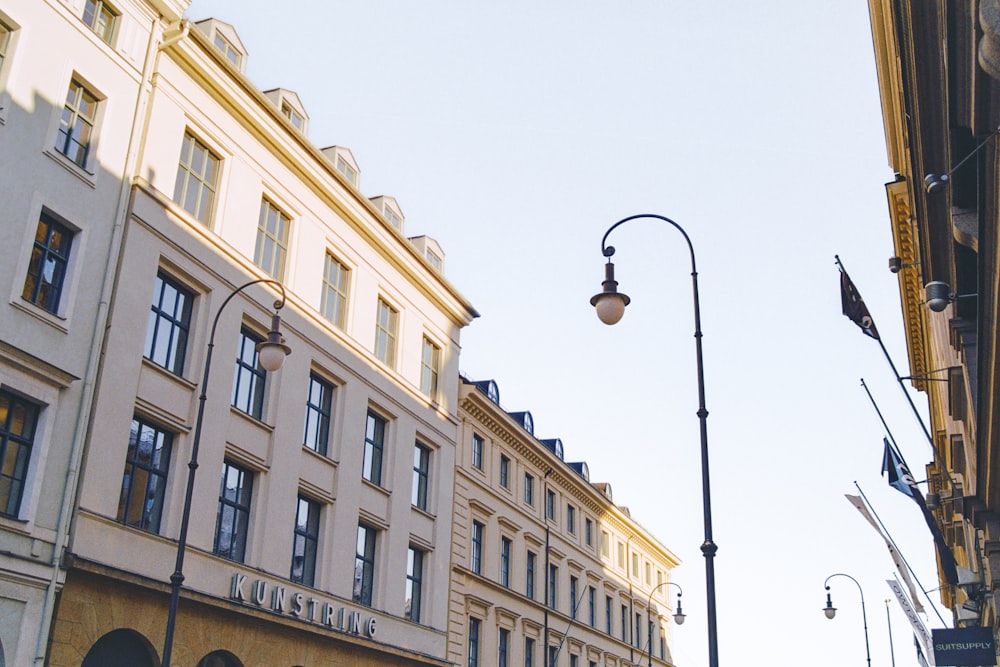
(524, 637), (534, 667)
(570, 656), (578, 667)
(22, 214), (73, 314)
(471, 520), (484, 574)
(232, 328), (267, 419)
(406, 546), (424, 623)
(524, 473), (534, 505)
(213, 32), (241, 67)
(412, 443), (430, 510)
(467, 617), (481, 667)
(281, 102), (304, 130)
(363, 411), (386, 486)
(547, 646), (558, 667)
(145, 272), (193, 375)
(567, 505), (576, 534)
(617, 541), (625, 568)
(601, 530), (610, 558)
(117, 416), (171, 533)
(383, 206), (401, 229)
(303, 374), (333, 456)
(632, 552), (640, 577)
(570, 575), (578, 619)
(605, 595), (613, 635)
(0, 391), (38, 517)
(645, 561), (652, 584)
(57, 79), (98, 168)
(254, 199), (290, 279)
(499, 454), (510, 489)
(0, 22), (10, 74)
(82, 0), (117, 44)
(500, 536), (511, 587)
(588, 586), (596, 627)
(374, 298), (398, 367)
(547, 564), (557, 609)
(471, 433), (484, 470)
(174, 131), (220, 225)
(585, 518), (593, 547)
(498, 627), (509, 667)
(420, 336), (440, 398)
(214, 460), (253, 562)
(526, 550), (536, 599)
(354, 523), (376, 606)
(290, 496), (320, 586)
(635, 611), (642, 647)
(546, 489), (556, 521)
(321, 252), (350, 329)
(620, 604), (628, 642)
(336, 156), (357, 185)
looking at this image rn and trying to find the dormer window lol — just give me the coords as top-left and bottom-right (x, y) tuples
(214, 33), (241, 67)
(265, 89), (309, 134)
(383, 207), (401, 230)
(369, 196), (404, 232)
(425, 249), (442, 270)
(337, 157), (357, 185)
(281, 102), (303, 130)
(195, 19), (247, 73)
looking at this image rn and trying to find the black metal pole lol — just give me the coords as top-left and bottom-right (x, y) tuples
(824, 573), (872, 667)
(161, 278), (286, 667)
(598, 214), (719, 667)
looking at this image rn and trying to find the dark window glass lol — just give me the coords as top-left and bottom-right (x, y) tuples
(290, 496), (320, 586)
(471, 520), (484, 574)
(499, 455), (509, 488)
(117, 416), (172, 533)
(526, 550), (536, 599)
(232, 328), (266, 419)
(214, 460), (253, 562)
(467, 617), (480, 667)
(354, 523), (376, 606)
(0, 391), (38, 517)
(412, 443), (430, 510)
(471, 433), (483, 469)
(22, 214), (73, 313)
(500, 536), (511, 587)
(303, 374), (333, 455)
(363, 411), (385, 485)
(56, 79), (97, 168)
(406, 547), (424, 623)
(145, 272), (193, 375)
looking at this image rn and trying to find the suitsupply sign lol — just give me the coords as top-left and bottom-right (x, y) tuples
(933, 627), (996, 666)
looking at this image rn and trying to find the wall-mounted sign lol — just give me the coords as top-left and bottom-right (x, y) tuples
(932, 627), (995, 666)
(229, 573), (377, 638)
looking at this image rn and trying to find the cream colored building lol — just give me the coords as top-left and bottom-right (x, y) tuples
(2, 0), (477, 665)
(450, 379), (682, 667)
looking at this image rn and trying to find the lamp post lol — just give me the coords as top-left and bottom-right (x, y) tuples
(590, 213), (719, 667)
(646, 581), (685, 667)
(822, 573), (872, 667)
(161, 278), (291, 667)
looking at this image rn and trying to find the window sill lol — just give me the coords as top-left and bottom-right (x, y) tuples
(9, 298), (69, 334)
(43, 148), (98, 188)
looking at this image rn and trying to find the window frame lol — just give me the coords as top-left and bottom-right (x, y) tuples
(290, 495), (320, 586)
(173, 130), (221, 225)
(547, 563), (558, 609)
(117, 415), (172, 533)
(524, 473), (534, 505)
(303, 373), (333, 456)
(405, 546), (424, 623)
(526, 550), (536, 599)
(145, 272), (193, 376)
(500, 535), (512, 587)
(82, 0), (118, 44)
(56, 78), (99, 169)
(412, 442), (430, 510)
(499, 454), (510, 489)
(373, 297), (398, 368)
(420, 336), (441, 399)
(354, 523), (377, 606)
(471, 433), (484, 470)
(254, 198), (290, 279)
(363, 411), (386, 486)
(21, 213), (74, 315)
(321, 252), (350, 330)
(232, 327), (267, 420)
(471, 520), (484, 574)
(467, 617), (481, 667)
(214, 460), (254, 562)
(0, 390), (39, 517)
(498, 627), (510, 667)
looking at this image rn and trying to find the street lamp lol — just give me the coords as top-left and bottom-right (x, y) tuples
(646, 581), (685, 667)
(161, 278), (291, 667)
(822, 573), (871, 667)
(590, 213), (719, 667)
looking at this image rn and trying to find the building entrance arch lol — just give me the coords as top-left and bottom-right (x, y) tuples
(81, 629), (158, 667)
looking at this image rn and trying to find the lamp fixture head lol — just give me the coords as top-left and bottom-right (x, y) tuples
(925, 281), (954, 313)
(888, 256), (916, 274)
(673, 592), (685, 624)
(823, 590), (837, 619)
(256, 312), (292, 372)
(591, 260), (630, 325)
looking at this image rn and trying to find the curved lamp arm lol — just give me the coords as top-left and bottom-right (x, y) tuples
(822, 573), (871, 667)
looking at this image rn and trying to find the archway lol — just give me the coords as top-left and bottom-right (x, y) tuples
(197, 649), (244, 667)
(81, 629), (158, 667)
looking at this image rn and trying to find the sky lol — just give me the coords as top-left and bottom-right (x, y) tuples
(186, 2), (943, 665)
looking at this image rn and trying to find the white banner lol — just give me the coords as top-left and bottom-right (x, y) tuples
(887, 579), (934, 665)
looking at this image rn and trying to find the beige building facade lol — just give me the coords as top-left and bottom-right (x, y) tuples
(450, 379), (682, 667)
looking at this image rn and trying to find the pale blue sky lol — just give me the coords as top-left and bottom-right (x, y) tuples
(187, 2), (940, 664)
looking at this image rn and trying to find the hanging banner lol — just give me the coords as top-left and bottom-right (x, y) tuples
(887, 579), (933, 664)
(932, 627), (996, 665)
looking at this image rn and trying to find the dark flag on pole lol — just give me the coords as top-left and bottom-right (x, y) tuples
(839, 259), (880, 339)
(882, 438), (959, 585)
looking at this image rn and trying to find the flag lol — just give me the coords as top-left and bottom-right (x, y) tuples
(882, 438), (959, 585)
(839, 263), (880, 339)
(846, 494), (924, 613)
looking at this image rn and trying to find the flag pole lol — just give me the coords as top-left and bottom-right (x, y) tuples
(854, 482), (948, 626)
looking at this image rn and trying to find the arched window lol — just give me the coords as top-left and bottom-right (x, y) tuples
(197, 650), (244, 667)
(81, 629), (157, 667)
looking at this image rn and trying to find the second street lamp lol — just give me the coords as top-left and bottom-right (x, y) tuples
(161, 278), (291, 667)
(822, 573), (872, 667)
(591, 213), (720, 667)
(646, 580), (685, 667)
